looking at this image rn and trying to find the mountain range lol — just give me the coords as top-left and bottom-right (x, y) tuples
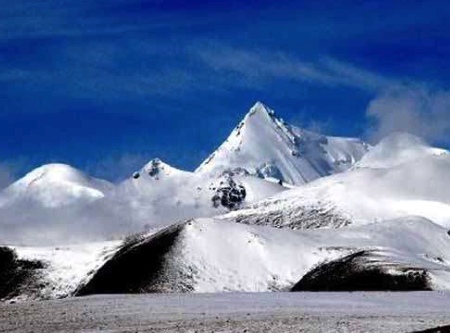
(2, 101), (450, 300)
(0, 102), (368, 244)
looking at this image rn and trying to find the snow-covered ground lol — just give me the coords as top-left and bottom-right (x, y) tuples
(1, 292), (450, 333)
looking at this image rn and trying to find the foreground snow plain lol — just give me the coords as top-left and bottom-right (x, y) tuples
(1, 292), (450, 333)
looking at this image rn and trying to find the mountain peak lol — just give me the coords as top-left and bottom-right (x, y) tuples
(196, 103), (368, 184)
(243, 101), (277, 124)
(137, 158), (189, 179)
(249, 101), (274, 115)
(10, 163), (112, 191)
(16, 163), (88, 186)
(1, 163), (112, 208)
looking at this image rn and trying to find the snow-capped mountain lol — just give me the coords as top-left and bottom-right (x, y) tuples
(227, 132), (450, 229)
(196, 102), (369, 185)
(0, 101), (372, 245)
(0, 164), (113, 209)
(0, 101), (370, 244)
(3, 111), (450, 298)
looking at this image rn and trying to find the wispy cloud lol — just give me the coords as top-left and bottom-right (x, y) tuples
(193, 43), (399, 93)
(0, 0), (199, 40)
(0, 40), (212, 103)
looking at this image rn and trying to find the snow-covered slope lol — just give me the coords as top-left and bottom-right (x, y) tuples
(196, 102), (369, 185)
(16, 216), (446, 299)
(5, 240), (121, 301)
(0, 164), (112, 209)
(5, 210), (450, 299)
(228, 133), (450, 229)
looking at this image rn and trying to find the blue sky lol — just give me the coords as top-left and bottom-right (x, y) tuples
(1, 0), (450, 184)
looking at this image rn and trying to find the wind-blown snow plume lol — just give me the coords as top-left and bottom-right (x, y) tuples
(366, 85), (450, 144)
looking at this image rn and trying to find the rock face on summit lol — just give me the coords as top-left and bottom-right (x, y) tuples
(196, 102), (369, 185)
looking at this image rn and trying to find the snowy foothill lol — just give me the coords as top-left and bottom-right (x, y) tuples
(9, 215), (450, 300)
(10, 240), (121, 300)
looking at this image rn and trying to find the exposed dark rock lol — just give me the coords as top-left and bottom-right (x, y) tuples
(0, 246), (44, 300)
(212, 177), (246, 210)
(132, 172), (140, 179)
(146, 159), (163, 178)
(75, 223), (189, 296)
(292, 251), (431, 292)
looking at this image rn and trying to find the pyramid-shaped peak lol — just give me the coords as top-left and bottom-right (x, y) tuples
(239, 101), (281, 131)
(248, 101), (275, 117)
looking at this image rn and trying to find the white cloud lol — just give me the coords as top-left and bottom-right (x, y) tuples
(366, 85), (450, 144)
